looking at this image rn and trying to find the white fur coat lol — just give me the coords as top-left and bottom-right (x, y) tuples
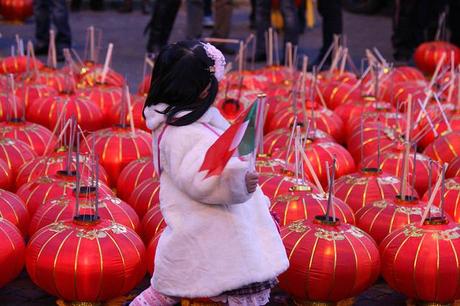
(144, 104), (289, 298)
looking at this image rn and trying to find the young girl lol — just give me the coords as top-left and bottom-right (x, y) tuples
(130, 40), (289, 306)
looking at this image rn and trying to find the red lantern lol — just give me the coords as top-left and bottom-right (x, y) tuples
(77, 85), (122, 118)
(414, 41), (460, 75)
(116, 157), (155, 201)
(273, 140), (355, 188)
(16, 83), (56, 110)
(127, 178), (160, 218)
(82, 126), (152, 186)
(0, 218), (25, 288)
(0, 92), (24, 122)
(259, 173), (316, 200)
(138, 75), (151, 96)
(447, 156), (460, 178)
(141, 206), (166, 244)
(108, 95), (148, 131)
(355, 196), (437, 245)
(16, 171), (113, 216)
(215, 90), (260, 123)
(0, 189), (29, 236)
(379, 80), (427, 109)
(333, 168), (410, 212)
(26, 68), (75, 93)
(78, 65), (125, 88)
(346, 111), (407, 141)
(263, 127), (334, 155)
(0, 159), (13, 190)
(270, 185), (355, 226)
(146, 231), (162, 275)
(0, 138), (36, 178)
(279, 218), (380, 304)
(255, 154), (291, 175)
(319, 70), (358, 85)
(267, 101), (345, 142)
(347, 122), (404, 163)
(319, 81), (362, 110)
(27, 94), (105, 131)
(29, 189), (140, 236)
(0, 120), (56, 156)
(0, 0), (33, 22)
(221, 71), (269, 92)
(0, 56), (43, 75)
(416, 104), (459, 149)
(361, 150), (441, 196)
(26, 218), (146, 303)
(335, 99), (395, 131)
(380, 218), (460, 304)
(424, 131), (460, 164)
(16, 150), (110, 188)
(421, 177), (460, 223)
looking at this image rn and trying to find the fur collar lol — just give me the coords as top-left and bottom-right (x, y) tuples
(144, 103), (230, 132)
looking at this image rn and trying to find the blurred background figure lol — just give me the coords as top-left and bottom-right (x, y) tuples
(203, 0), (214, 28)
(34, 0), (72, 61)
(71, 0), (105, 11)
(314, 0), (343, 67)
(254, 0), (299, 62)
(392, 0), (460, 63)
(145, 0), (234, 54)
(119, 0), (151, 14)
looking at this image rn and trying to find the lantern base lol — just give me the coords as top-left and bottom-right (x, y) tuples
(294, 298), (355, 306)
(406, 300), (456, 306)
(181, 299), (223, 306)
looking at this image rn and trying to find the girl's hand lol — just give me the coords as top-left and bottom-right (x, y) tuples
(245, 172), (259, 193)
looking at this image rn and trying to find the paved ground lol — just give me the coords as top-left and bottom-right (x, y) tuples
(0, 2), (406, 305)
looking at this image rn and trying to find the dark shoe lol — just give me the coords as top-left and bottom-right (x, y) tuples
(70, 0), (81, 11)
(35, 45), (48, 56)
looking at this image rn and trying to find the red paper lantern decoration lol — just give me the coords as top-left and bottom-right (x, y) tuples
(16, 171), (113, 216)
(108, 95), (148, 131)
(267, 101), (345, 142)
(361, 150), (441, 196)
(333, 168), (409, 212)
(78, 65), (125, 88)
(16, 150), (110, 188)
(273, 140), (355, 188)
(378, 80), (427, 108)
(146, 231), (162, 275)
(335, 99), (395, 131)
(116, 157), (155, 201)
(221, 71), (269, 92)
(0, 56), (43, 75)
(77, 85), (122, 118)
(0, 92), (24, 122)
(414, 41), (460, 75)
(26, 68), (75, 93)
(215, 89), (260, 123)
(380, 218), (460, 304)
(279, 218), (380, 304)
(424, 131), (460, 164)
(0, 218), (25, 288)
(346, 111), (407, 141)
(0, 158), (13, 190)
(26, 218), (146, 303)
(0, 0), (33, 22)
(138, 75), (151, 96)
(16, 83), (56, 109)
(0, 189), (29, 236)
(82, 126), (152, 186)
(0, 120), (56, 156)
(259, 173), (316, 200)
(270, 185), (355, 226)
(255, 153), (291, 175)
(127, 178), (160, 218)
(141, 206), (166, 244)
(447, 156), (460, 178)
(355, 196), (437, 245)
(421, 177), (460, 223)
(27, 94), (105, 131)
(319, 70), (358, 85)
(263, 127), (334, 155)
(320, 81), (362, 110)
(29, 189), (140, 236)
(0, 138), (36, 178)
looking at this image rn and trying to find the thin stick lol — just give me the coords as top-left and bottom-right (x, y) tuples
(420, 164), (446, 225)
(274, 31), (280, 66)
(427, 160), (433, 220)
(94, 155), (99, 219)
(89, 26), (95, 62)
(400, 95), (412, 199)
(8, 75), (17, 119)
(125, 85), (136, 136)
(238, 40), (244, 74)
(294, 127), (301, 181)
(299, 143), (325, 194)
(268, 28), (273, 66)
(74, 133), (81, 218)
(47, 30), (57, 69)
(329, 46), (343, 73)
(285, 116), (298, 166)
(339, 48), (348, 74)
(101, 43), (114, 84)
(433, 93), (453, 132)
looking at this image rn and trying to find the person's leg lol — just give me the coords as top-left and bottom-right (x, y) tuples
(119, 0), (133, 13)
(298, 0), (306, 34)
(255, 0), (271, 57)
(449, 0), (460, 47)
(250, 0), (256, 28)
(317, 0), (342, 58)
(70, 0), (81, 11)
(90, 0), (105, 11)
(34, 0), (51, 53)
(280, 0), (299, 47)
(146, 0), (181, 53)
(392, 0), (419, 60)
(212, 0), (232, 38)
(51, 0), (72, 54)
(204, 0), (212, 16)
(187, 0), (204, 39)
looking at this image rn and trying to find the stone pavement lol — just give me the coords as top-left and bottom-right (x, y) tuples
(0, 2), (405, 305)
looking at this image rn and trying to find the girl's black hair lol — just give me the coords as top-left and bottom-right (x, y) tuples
(143, 40), (219, 126)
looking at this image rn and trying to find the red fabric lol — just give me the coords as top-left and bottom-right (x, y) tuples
(0, 218), (25, 288)
(414, 41), (460, 75)
(127, 178), (160, 218)
(116, 157), (156, 201)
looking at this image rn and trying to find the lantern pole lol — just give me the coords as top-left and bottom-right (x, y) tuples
(74, 132), (81, 219)
(420, 163), (446, 225)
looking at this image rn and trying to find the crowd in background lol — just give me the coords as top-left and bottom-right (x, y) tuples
(33, 0), (460, 68)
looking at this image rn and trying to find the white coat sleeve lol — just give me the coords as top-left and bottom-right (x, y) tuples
(164, 130), (253, 205)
